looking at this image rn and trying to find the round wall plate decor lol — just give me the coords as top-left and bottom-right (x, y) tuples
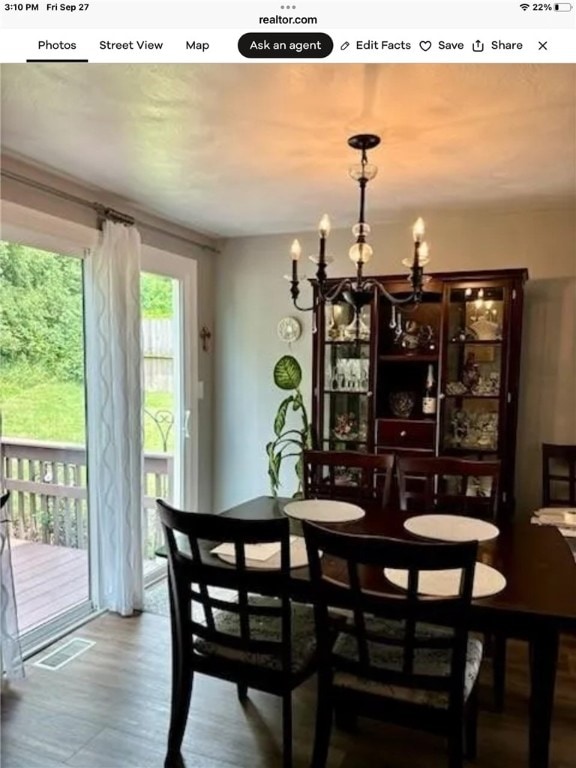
(277, 316), (302, 343)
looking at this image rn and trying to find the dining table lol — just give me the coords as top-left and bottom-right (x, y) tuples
(163, 494), (576, 768)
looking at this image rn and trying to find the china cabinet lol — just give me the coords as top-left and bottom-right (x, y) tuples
(312, 269), (528, 516)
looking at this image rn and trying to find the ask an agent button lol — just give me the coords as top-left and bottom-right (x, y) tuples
(238, 33), (333, 58)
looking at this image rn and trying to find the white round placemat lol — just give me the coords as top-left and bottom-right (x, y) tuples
(216, 536), (314, 570)
(283, 499), (365, 523)
(404, 514), (499, 543)
(384, 562), (506, 599)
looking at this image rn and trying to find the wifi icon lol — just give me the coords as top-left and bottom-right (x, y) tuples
(520, 3), (530, 9)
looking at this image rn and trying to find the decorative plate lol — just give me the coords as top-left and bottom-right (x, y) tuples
(277, 316), (302, 343)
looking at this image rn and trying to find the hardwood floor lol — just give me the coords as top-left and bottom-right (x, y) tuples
(1, 612), (575, 768)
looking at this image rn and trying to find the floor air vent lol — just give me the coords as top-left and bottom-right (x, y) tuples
(34, 638), (95, 670)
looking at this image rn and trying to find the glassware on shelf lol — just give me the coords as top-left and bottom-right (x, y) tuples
(469, 316), (500, 341)
(328, 358), (370, 391)
(332, 412), (367, 441)
(342, 306), (371, 341)
(462, 352), (480, 392)
(326, 303), (371, 341)
(397, 320), (436, 353)
(447, 409), (498, 450)
(446, 381), (468, 396)
(448, 287), (504, 343)
(333, 412), (358, 439)
(326, 303), (345, 340)
(472, 372), (500, 396)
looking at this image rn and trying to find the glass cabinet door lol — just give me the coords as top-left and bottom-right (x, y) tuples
(442, 285), (505, 454)
(320, 301), (372, 450)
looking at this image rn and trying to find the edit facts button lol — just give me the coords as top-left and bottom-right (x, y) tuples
(238, 33), (333, 58)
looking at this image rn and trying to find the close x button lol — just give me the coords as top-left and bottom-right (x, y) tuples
(238, 33), (333, 58)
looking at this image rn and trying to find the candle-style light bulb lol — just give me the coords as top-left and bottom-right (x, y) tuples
(412, 217), (425, 242)
(319, 214), (331, 237)
(290, 239), (300, 285)
(417, 241), (430, 264)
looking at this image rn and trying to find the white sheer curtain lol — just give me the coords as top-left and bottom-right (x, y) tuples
(84, 221), (144, 615)
(1, 495), (25, 682)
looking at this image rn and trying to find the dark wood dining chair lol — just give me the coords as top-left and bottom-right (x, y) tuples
(396, 456), (501, 521)
(303, 450), (395, 510)
(302, 521), (481, 768)
(156, 499), (318, 768)
(396, 455), (507, 710)
(542, 443), (576, 507)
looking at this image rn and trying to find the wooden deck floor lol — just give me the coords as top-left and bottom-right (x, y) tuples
(10, 539), (89, 633)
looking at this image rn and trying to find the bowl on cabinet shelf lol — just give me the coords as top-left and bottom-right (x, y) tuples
(388, 391), (416, 419)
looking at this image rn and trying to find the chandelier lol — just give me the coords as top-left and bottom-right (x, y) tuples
(288, 134), (430, 324)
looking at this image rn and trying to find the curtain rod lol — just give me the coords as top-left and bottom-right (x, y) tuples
(1, 169), (220, 254)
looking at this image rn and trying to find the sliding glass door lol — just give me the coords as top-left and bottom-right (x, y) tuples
(0, 240), (93, 651)
(0, 235), (198, 643)
(140, 250), (197, 581)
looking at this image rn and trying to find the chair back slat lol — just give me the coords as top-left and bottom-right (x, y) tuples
(157, 499), (293, 669)
(397, 456), (500, 519)
(347, 559), (370, 669)
(542, 443), (576, 507)
(303, 450), (395, 510)
(303, 521), (477, 713)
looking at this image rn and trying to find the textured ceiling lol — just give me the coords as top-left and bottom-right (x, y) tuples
(1, 63), (575, 237)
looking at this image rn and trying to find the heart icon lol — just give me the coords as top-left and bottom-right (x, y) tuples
(419, 41), (432, 51)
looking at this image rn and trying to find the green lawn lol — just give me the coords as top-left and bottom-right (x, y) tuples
(0, 367), (174, 453)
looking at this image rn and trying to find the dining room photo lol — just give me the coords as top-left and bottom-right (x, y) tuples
(0, 58), (575, 768)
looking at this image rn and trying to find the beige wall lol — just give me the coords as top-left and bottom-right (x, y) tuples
(214, 204), (576, 516)
(1, 155), (218, 514)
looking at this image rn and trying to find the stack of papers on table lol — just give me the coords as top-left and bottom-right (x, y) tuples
(531, 508), (576, 538)
(211, 537), (298, 561)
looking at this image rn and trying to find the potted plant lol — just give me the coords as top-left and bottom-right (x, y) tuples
(266, 355), (312, 498)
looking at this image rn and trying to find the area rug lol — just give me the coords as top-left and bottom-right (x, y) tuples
(143, 579), (236, 619)
(143, 579), (171, 617)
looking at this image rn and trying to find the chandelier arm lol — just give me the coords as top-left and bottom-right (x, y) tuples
(292, 295), (318, 312)
(320, 277), (357, 303)
(371, 279), (423, 305)
(291, 276), (357, 312)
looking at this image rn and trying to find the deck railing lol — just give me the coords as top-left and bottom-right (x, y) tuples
(0, 437), (171, 556)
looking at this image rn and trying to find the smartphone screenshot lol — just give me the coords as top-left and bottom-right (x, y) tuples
(1, 2), (575, 768)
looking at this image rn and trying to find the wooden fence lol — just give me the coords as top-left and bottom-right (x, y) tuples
(0, 437), (171, 557)
(142, 318), (174, 392)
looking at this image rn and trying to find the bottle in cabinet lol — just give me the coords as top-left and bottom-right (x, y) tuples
(422, 364), (437, 418)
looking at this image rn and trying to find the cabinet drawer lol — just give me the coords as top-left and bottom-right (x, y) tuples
(376, 419), (435, 449)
